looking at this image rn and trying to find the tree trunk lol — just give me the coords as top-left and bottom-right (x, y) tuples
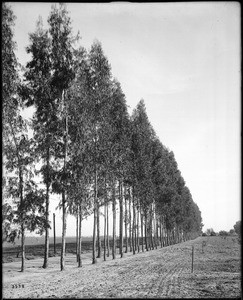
(165, 227), (168, 246)
(53, 213), (56, 255)
(78, 205), (82, 267)
(156, 216), (159, 248)
(43, 146), (50, 269)
(154, 210), (157, 250)
(60, 190), (67, 271)
(145, 214), (148, 251)
(43, 147), (50, 269)
(137, 203), (140, 253)
(140, 207), (144, 252)
(76, 210), (79, 262)
(104, 199), (107, 261)
(97, 200), (101, 258)
(19, 168), (25, 272)
(124, 187), (128, 253)
(129, 190), (132, 252)
(167, 228), (170, 246)
(160, 216), (163, 248)
(163, 217), (166, 246)
(60, 90), (67, 271)
(92, 164), (97, 264)
(119, 181), (124, 258)
(132, 187), (137, 253)
(132, 188), (136, 255)
(20, 224), (25, 272)
(112, 179), (116, 259)
(92, 123), (98, 265)
(107, 202), (110, 257)
(150, 213), (154, 250)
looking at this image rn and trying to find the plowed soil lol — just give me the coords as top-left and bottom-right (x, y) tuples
(2, 236), (241, 298)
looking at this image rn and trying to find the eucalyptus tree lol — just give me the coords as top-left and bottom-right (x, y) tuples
(22, 15), (61, 269)
(150, 138), (166, 246)
(87, 40), (113, 264)
(2, 3), (46, 272)
(66, 45), (94, 266)
(173, 174), (186, 243)
(22, 2), (78, 270)
(108, 79), (131, 258)
(130, 99), (156, 253)
(47, 3), (78, 271)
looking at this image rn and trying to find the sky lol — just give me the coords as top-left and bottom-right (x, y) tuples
(8, 2), (240, 236)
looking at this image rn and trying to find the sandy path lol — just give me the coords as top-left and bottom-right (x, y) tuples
(3, 236), (241, 298)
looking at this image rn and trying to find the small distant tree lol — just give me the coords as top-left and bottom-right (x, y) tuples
(233, 221), (241, 244)
(219, 230), (228, 236)
(233, 221), (241, 236)
(229, 229), (236, 236)
(206, 228), (216, 236)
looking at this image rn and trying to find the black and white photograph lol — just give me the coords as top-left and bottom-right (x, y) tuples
(2, 2), (240, 298)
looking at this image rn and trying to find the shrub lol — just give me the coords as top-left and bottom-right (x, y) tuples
(234, 221), (241, 236)
(219, 230), (229, 236)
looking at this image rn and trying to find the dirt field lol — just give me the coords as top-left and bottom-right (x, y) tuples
(2, 236), (241, 298)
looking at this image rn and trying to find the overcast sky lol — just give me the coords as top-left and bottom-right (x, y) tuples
(9, 2), (240, 236)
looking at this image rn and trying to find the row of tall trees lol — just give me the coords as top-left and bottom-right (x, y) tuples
(2, 3), (203, 272)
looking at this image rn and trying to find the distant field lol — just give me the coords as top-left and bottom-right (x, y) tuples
(3, 236), (92, 247)
(2, 236), (113, 263)
(3, 236), (241, 298)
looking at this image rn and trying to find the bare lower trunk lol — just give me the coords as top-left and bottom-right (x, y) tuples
(119, 181), (123, 258)
(76, 211), (79, 262)
(137, 204), (140, 253)
(125, 188), (128, 253)
(168, 229), (171, 245)
(43, 197), (49, 268)
(160, 217), (163, 248)
(60, 190), (67, 271)
(140, 207), (144, 252)
(104, 200), (107, 261)
(107, 203), (110, 257)
(78, 206), (82, 267)
(163, 216), (166, 247)
(112, 180), (116, 259)
(154, 212), (157, 250)
(129, 191), (132, 252)
(92, 165), (97, 264)
(21, 224), (25, 272)
(132, 189), (136, 255)
(145, 215), (148, 251)
(132, 187), (137, 253)
(150, 214), (154, 250)
(156, 216), (159, 248)
(97, 201), (101, 258)
(43, 148), (50, 269)
(53, 213), (56, 255)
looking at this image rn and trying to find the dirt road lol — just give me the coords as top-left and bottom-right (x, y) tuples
(3, 236), (241, 298)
